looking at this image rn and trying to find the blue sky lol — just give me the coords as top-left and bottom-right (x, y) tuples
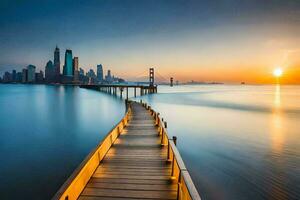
(1, 0), (299, 83)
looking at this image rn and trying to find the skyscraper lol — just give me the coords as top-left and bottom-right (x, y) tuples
(22, 68), (28, 83)
(3, 72), (12, 82)
(54, 46), (60, 82)
(27, 65), (36, 82)
(35, 70), (44, 83)
(79, 68), (86, 83)
(73, 57), (79, 82)
(105, 69), (112, 83)
(12, 70), (17, 82)
(63, 49), (73, 77)
(16, 72), (22, 82)
(79, 68), (84, 76)
(97, 64), (103, 83)
(45, 60), (54, 82)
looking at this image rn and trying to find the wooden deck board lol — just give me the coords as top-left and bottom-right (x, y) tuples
(79, 103), (176, 199)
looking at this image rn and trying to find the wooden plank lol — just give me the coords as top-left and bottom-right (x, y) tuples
(81, 188), (177, 199)
(92, 174), (171, 180)
(79, 196), (162, 200)
(95, 170), (171, 175)
(86, 182), (177, 191)
(89, 177), (174, 185)
(96, 167), (171, 172)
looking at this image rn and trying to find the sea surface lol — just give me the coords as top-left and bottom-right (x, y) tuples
(0, 84), (125, 199)
(0, 84), (299, 200)
(136, 85), (300, 200)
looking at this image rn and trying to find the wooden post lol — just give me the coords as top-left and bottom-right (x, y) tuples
(171, 136), (177, 177)
(134, 87), (136, 97)
(125, 99), (128, 110)
(161, 129), (164, 145)
(156, 113), (160, 126)
(126, 87), (128, 100)
(167, 139), (170, 161)
(171, 150), (175, 177)
(173, 136), (177, 146)
(177, 171), (181, 200)
(120, 87), (123, 99)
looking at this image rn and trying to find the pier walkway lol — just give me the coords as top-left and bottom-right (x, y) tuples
(54, 101), (200, 200)
(79, 102), (176, 199)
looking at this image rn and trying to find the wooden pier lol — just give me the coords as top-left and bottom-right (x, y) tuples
(53, 101), (200, 200)
(80, 84), (158, 99)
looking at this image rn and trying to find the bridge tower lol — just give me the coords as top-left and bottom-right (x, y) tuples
(149, 68), (154, 87)
(170, 77), (174, 87)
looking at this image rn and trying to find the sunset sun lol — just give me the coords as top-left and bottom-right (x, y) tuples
(273, 68), (283, 77)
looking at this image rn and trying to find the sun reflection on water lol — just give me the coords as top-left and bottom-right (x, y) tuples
(271, 84), (284, 153)
(269, 84), (287, 200)
(274, 84), (281, 109)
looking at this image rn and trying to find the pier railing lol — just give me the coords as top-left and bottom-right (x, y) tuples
(142, 102), (201, 200)
(52, 105), (132, 200)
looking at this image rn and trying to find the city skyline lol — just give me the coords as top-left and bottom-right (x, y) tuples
(1, 46), (125, 84)
(0, 0), (300, 84)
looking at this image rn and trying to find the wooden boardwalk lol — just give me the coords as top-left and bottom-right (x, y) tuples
(53, 101), (200, 200)
(78, 102), (177, 199)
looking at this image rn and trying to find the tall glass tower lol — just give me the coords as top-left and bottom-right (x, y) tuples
(54, 46), (60, 81)
(73, 57), (79, 81)
(97, 64), (103, 82)
(27, 64), (36, 82)
(45, 60), (54, 82)
(63, 49), (73, 76)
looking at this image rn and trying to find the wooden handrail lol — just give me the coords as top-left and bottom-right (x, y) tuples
(143, 102), (201, 200)
(52, 104), (132, 200)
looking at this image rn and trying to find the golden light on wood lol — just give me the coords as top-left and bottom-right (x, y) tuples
(273, 68), (283, 77)
(53, 101), (201, 200)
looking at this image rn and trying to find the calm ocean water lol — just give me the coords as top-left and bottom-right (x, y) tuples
(136, 85), (300, 200)
(0, 84), (299, 200)
(0, 84), (125, 199)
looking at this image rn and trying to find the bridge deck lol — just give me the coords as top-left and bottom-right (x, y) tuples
(78, 103), (177, 200)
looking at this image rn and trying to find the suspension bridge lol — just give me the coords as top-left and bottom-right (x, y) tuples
(80, 68), (171, 99)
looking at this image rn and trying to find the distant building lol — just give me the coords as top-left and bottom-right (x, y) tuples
(105, 69), (112, 83)
(3, 72), (12, 82)
(22, 69), (28, 83)
(12, 70), (17, 82)
(16, 72), (22, 82)
(63, 49), (73, 77)
(87, 69), (97, 84)
(79, 68), (84, 76)
(79, 68), (87, 84)
(35, 70), (44, 83)
(45, 60), (54, 83)
(87, 69), (97, 79)
(97, 64), (103, 83)
(54, 46), (60, 82)
(27, 65), (36, 83)
(73, 57), (79, 82)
